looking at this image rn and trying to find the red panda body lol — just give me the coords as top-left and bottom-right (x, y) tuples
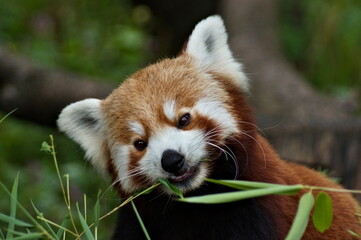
(58, 16), (361, 239)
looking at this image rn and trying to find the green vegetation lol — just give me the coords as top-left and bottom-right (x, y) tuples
(0, 0), (148, 237)
(279, 0), (361, 102)
(1, 139), (358, 240)
(0, 0), (148, 83)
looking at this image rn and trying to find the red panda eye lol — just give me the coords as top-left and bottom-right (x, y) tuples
(134, 140), (147, 151)
(178, 113), (191, 129)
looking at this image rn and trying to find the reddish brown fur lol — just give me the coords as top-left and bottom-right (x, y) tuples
(102, 55), (233, 145)
(214, 73), (361, 239)
(101, 53), (360, 238)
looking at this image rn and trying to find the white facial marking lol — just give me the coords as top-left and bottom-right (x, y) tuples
(194, 97), (239, 137)
(138, 127), (208, 190)
(128, 121), (145, 136)
(111, 144), (136, 193)
(163, 99), (176, 121)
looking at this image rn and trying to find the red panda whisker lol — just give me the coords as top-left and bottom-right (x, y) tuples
(206, 141), (240, 179)
(207, 138), (238, 163)
(206, 139), (241, 179)
(238, 131), (267, 168)
(238, 120), (267, 136)
(203, 127), (222, 137)
(223, 136), (250, 177)
(101, 176), (126, 199)
(205, 141), (230, 161)
(203, 127), (224, 138)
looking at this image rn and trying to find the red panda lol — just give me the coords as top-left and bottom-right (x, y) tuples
(57, 16), (361, 239)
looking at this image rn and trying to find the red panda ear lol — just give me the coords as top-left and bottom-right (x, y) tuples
(186, 15), (249, 92)
(57, 99), (107, 174)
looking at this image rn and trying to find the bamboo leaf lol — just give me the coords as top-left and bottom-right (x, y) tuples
(285, 191), (315, 240)
(312, 191), (333, 233)
(5, 228), (34, 237)
(158, 179), (183, 198)
(180, 185), (303, 204)
(56, 215), (70, 239)
(94, 190), (101, 228)
(206, 178), (303, 192)
(0, 181), (51, 239)
(30, 201), (58, 239)
(77, 203), (95, 240)
(6, 172), (19, 239)
(7, 232), (43, 240)
(131, 200), (151, 240)
(0, 213), (33, 228)
(0, 229), (5, 239)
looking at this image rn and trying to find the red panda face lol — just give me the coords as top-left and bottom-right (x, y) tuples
(57, 16), (249, 195)
(101, 56), (241, 194)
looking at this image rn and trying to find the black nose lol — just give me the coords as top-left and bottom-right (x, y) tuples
(161, 149), (185, 174)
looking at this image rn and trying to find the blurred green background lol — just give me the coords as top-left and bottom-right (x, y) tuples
(0, 0), (360, 238)
(279, 0), (361, 100)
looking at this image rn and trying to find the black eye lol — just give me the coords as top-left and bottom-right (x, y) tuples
(178, 113), (191, 129)
(134, 140), (147, 151)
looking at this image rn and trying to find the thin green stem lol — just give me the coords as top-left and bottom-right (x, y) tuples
(37, 216), (77, 237)
(131, 200), (151, 240)
(75, 183), (160, 240)
(49, 135), (79, 235)
(84, 194), (87, 222)
(305, 186), (361, 194)
(0, 109), (17, 123)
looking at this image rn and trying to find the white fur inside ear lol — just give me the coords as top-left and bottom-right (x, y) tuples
(186, 15), (249, 91)
(57, 98), (107, 173)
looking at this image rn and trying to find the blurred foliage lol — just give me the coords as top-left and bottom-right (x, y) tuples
(0, 0), (150, 238)
(0, 116), (119, 239)
(0, 0), (150, 83)
(279, 0), (361, 104)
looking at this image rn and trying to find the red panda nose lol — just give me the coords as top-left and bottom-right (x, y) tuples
(161, 149), (185, 175)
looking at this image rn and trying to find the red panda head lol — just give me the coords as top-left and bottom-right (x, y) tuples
(57, 16), (251, 195)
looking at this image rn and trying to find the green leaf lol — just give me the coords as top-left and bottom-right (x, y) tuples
(40, 141), (52, 153)
(0, 213), (32, 228)
(0, 180), (44, 238)
(30, 201), (58, 239)
(5, 229), (28, 237)
(285, 191), (315, 240)
(180, 185), (303, 204)
(56, 215), (70, 239)
(7, 172), (19, 239)
(131, 200), (151, 240)
(0, 229), (5, 239)
(94, 190), (101, 228)
(7, 232), (43, 240)
(206, 178), (303, 192)
(312, 191), (333, 233)
(158, 179), (184, 198)
(76, 203), (95, 240)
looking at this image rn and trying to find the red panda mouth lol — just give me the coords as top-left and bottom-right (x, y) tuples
(169, 166), (198, 183)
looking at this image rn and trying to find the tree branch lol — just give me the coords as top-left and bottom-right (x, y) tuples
(0, 48), (113, 126)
